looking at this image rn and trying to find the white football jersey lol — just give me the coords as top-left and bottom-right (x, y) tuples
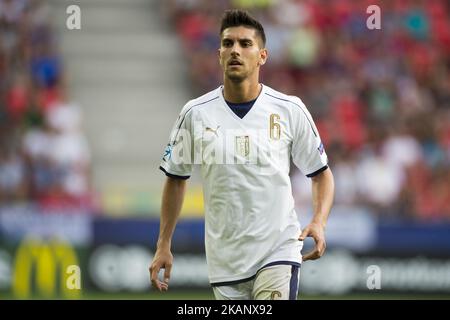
(160, 84), (328, 285)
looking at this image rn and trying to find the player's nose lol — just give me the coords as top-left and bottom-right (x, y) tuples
(230, 43), (241, 55)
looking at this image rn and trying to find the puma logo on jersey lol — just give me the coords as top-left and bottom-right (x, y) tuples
(205, 125), (220, 137)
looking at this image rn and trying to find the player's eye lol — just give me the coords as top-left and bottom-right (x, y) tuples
(241, 40), (252, 47)
(222, 40), (233, 47)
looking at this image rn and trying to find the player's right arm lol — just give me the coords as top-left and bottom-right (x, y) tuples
(149, 176), (187, 291)
(150, 101), (194, 291)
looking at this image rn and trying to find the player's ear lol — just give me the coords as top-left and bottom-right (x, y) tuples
(259, 48), (268, 66)
(218, 48), (223, 66)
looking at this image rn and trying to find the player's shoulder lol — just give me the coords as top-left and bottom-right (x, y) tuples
(263, 85), (308, 112)
(180, 87), (221, 116)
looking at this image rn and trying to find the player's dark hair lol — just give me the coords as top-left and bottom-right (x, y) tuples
(220, 9), (266, 47)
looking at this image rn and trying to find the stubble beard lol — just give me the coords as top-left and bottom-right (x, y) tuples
(225, 68), (248, 83)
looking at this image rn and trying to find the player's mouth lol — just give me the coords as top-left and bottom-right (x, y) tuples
(228, 59), (243, 67)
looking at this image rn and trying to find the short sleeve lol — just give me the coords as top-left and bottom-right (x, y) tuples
(291, 98), (328, 177)
(159, 103), (194, 179)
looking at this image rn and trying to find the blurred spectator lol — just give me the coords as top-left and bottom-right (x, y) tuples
(0, 0), (94, 213)
(0, 145), (26, 203)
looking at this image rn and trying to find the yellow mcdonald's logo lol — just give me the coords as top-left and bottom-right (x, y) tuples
(13, 237), (81, 299)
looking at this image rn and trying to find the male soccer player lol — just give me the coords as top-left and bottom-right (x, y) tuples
(150, 9), (334, 300)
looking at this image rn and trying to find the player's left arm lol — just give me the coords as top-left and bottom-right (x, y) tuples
(299, 167), (335, 261)
(289, 96), (335, 261)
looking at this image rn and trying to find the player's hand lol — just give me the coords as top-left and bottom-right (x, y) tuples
(149, 248), (173, 292)
(298, 222), (326, 262)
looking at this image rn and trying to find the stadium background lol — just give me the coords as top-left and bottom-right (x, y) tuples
(0, 0), (449, 300)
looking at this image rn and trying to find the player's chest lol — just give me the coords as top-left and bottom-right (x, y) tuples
(191, 107), (292, 164)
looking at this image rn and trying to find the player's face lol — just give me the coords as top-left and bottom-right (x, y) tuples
(219, 26), (267, 82)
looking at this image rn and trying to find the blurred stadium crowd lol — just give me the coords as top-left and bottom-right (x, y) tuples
(165, 0), (450, 220)
(1, 0), (449, 221)
(0, 0), (93, 210)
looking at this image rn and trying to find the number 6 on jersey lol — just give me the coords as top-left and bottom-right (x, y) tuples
(269, 114), (281, 140)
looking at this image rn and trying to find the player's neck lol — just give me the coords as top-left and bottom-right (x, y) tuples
(223, 78), (261, 103)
